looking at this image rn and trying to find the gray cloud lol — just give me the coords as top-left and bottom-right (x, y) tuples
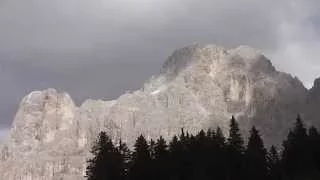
(0, 0), (319, 130)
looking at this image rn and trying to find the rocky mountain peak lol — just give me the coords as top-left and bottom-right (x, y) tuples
(160, 44), (202, 75)
(307, 77), (320, 103)
(0, 44), (318, 180)
(312, 77), (320, 89)
(20, 88), (73, 108)
(160, 44), (276, 80)
(10, 88), (76, 149)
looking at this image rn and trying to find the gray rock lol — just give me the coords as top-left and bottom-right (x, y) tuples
(0, 44), (318, 179)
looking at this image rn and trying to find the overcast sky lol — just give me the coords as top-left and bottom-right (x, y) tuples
(0, 0), (319, 137)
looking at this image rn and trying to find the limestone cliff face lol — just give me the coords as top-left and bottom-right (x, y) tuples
(305, 78), (320, 126)
(0, 44), (316, 180)
(0, 89), (85, 180)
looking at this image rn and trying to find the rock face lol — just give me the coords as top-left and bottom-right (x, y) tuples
(0, 44), (318, 179)
(305, 78), (320, 126)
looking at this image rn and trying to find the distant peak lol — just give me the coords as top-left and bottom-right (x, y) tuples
(21, 88), (74, 107)
(160, 44), (274, 78)
(313, 77), (320, 89)
(161, 44), (200, 73)
(160, 44), (226, 76)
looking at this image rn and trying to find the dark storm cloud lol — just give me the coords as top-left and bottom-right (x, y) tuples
(0, 0), (319, 136)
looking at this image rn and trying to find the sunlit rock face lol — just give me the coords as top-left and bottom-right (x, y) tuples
(0, 89), (85, 179)
(0, 44), (315, 179)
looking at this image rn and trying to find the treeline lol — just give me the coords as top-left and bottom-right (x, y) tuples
(86, 115), (320, 180)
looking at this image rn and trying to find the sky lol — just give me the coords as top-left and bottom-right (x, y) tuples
(0, 0), (319, 138)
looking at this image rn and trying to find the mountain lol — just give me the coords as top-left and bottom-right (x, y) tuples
(0, 44), (317, 180)
(305, 77), (320, 125)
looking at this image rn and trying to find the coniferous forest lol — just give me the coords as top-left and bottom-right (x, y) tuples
(85, 115), (320, 180)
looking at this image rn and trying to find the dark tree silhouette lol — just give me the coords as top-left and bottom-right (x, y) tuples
(267, 146), (282, 180)
(86, 132), (108, 180)
(168, 135), (182, 179)
(244, 126), (268, 180)
(154, 136), (168, 160)
(179, 129), (194, 180)
(282, 114), (312, 179)
(149, 139), (156, 160)
(117, 139), (131, 179)
(130, 135), (152, 180)
(85, 116), (320, 180)
(227, 116), (244, 180)
(191, 130), (210, 180)
(86, 132), (123, 180)
(216, 127), (226, 149)
(207, 127), (227, 180)
(307, 126), (320, 178)
(153, 136), (169, 180)
(228, 116), (244, 152)
(309, 126), (320, 171)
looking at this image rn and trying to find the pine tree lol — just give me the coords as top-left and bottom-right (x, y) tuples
(244, 126), (268, 180)
(179, 128), (187, 145)
(216, 127), (226, 149)
(267, 146), (282, 180)
(192, 130), (210, 180)
(194, 129), (208, 161)
(293, 114), (308, 139)
(228, 116), (244, 152)
(154, 136), (168, 160)
(309, 126), (319, 141)
(149, 139), (156, 160)
(169, 135), (182, 179)
(227, 116), (244, 180)
(282, 114), (310, 179)
(206, 129), (215, 140)
(153, 136), (169, 180)
(85, 132), (122, 180)
(169, 135), (181, 154)
(130, 135), (152, 180)
(117, 139), (131, 179)
(206, 127), (227, 180)
(86, 132), (107, 180)
(309, 127), (320, 167)
(308, 126), (320, 178)
(171, 130), (193, 180)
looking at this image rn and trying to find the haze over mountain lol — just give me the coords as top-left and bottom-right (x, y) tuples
(0, 44), (319, 180)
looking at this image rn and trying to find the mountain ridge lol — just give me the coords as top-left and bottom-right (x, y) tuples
(0, 44), (318, 180)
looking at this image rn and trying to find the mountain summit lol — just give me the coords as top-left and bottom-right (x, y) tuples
(0, 44), (317, 179)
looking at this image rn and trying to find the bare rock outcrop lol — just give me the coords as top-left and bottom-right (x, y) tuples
(0, 44), (317, 180)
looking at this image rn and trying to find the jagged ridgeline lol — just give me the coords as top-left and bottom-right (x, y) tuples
(0, 44), (319, 179)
